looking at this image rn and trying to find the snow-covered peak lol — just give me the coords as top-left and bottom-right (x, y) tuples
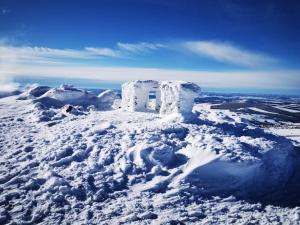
(17, 84), (51, 100)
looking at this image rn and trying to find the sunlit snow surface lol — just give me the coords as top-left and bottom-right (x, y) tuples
(1, 91), (300, 224)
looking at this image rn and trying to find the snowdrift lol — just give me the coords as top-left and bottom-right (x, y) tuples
(17, 84), (51, 100)
(18, 84), (118, 110)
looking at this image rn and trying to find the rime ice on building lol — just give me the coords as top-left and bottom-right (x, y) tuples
(122, 80), (161, 112)
(159, 81), (201, 115)
(121, 80), (201, 115)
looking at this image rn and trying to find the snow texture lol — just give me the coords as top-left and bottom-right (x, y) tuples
(0, 84), (300, 224)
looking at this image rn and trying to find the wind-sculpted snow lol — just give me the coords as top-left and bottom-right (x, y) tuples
(29, 84), (118, 110)
(17, 84), (51, 100)
(0, 93), (300, 224)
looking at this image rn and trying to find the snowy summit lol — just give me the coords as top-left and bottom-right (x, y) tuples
(0, 82), (299, 224)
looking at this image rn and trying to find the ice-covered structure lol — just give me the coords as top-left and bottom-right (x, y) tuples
(122, 80), (201, 115)
(159, 81), (201, 115)
(122, 80), (161, 112)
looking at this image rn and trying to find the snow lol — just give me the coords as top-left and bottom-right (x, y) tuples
(21, 84), (118, 110)
(17, 84), (51, 100)
(97, 89), (118, 110)
(0, 84), (300, 224)
(41, 84), (87, 101)
(274, 106), (300, 113)
(269, 126), (300, 143)
(248, 107), (279, 114)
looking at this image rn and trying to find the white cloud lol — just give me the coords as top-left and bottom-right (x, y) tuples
(1, 40), (295, 92)
(0, 41), (165, 64)
(0, 46), (94, 63)
(0, 45), (19, 92)
(2, 63), (299, 90)
(183, 41), (276, 66)
(0, 76), (19, 93)
(85, 47), (122, 58)
(117, 42), (166, 54)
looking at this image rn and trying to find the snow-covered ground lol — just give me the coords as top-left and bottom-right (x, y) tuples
(1, 89), (300, 224)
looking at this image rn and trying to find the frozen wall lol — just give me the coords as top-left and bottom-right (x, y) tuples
(122, 80), (201, 115)
(122, 80), (160, 112)
(159, 81), (201, 115)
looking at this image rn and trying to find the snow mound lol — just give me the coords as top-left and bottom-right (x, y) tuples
(97, 89), (118, 109)
(19, 84), (117, 110)
(17, 84), (51, 100)
(41, 84), (88, 102)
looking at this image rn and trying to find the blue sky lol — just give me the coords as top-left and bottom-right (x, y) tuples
(0, 0), (300, 94)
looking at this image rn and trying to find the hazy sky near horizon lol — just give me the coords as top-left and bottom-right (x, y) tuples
(0, 0), (300, 93)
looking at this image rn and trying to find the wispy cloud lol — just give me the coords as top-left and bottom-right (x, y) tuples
(117, 42), (166, 54)
(1, 40), (293, 92)
(0, 41), (165, 64)
(0, 46), (94, 62)
(85, 47), (122, 58)
(183, 41), (276, 66)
